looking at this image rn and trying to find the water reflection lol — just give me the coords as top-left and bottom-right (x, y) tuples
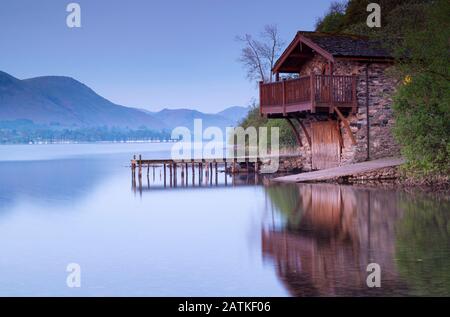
(0, 158), (111, 213)
(131, 165), (264, 193)
(0, 144), (448, 296)
(263, 184), (450, 296)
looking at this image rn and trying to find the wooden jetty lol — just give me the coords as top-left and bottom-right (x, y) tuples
(130, 154), (270, 191)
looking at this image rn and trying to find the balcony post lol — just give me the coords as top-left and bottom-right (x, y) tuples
(329, 63), (335, 114)
(282, 80), (286, 116)
(310, 74), (316, 113)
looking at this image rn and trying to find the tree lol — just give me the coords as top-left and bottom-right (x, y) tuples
(315, 1), (347, 33)
(237, 24), (284, 83)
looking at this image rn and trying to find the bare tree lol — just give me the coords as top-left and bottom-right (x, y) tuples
(237, 25), (284, 83)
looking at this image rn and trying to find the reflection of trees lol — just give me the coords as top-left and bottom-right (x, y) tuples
(395, 195), (450, 296)
(266, 185), (302, 228)
(263, 184), (408, 296)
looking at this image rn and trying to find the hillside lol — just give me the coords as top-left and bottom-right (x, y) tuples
(0, 71), (249, 143)
(149, 108), (248, 131)
(0, 71), (165, 130)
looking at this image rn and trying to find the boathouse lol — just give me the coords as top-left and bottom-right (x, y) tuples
(259, 31), (401, 170)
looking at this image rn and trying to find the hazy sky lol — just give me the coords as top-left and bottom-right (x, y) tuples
(0, 0), (334, 112)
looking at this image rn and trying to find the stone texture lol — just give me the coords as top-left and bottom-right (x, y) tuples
(287, 54), (401, 170)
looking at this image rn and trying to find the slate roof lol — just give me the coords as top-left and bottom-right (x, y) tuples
(298, 31), (392, 59)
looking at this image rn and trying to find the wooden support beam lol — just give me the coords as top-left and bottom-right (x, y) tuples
(295, 117), (311, 147)
(138, 155), (142, 178)
(334, 107), (357, 145)
(286, 118), (303, 147)
(329, 118), (344, 149)
(163, 163), (167, 187)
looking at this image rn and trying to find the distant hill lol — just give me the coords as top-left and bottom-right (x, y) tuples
(0, 71), (249, 134)
(148, 107), (249, 131)
(0, 71), (165, 130)
(217, 106), (250, 124)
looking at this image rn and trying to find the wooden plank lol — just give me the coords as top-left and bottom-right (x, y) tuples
(311, 121), (341, 170)
(334, 107), (357, 145)
(295, 118), (311, 147)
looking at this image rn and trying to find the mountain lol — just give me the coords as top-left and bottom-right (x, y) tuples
(0, 71), (165, 130)
(217, 106), (250, 124)
(0, 71), (249, 134)
(148, 107), (247, 131)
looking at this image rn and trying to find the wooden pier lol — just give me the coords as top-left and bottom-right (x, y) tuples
(130, 154), (268, 191)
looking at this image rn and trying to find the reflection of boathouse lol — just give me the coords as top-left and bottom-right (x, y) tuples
(262, 184), (407, 296)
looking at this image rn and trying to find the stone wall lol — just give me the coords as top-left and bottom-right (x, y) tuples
(347, 166), (401, 182)
(277, 155), (304, 172)
(286, 54), (401, 170)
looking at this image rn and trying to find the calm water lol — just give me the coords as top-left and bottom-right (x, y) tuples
(0, 143), (448, 296)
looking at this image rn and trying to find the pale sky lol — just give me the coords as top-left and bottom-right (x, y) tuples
(0, 0), (335, 112)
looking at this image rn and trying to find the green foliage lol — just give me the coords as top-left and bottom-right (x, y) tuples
(392, 0), (450, 178)
(395, 194), (450, 295)
(315, 1), (347, 33)
(265, 184), (303, 228)
(317, 0), (433, 36)
(238, 105), (298, 148)
(316, 0), (449, 178)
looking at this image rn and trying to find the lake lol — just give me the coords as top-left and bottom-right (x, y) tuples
(0, 143), (448, 296)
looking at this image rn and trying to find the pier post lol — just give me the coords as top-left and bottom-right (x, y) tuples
(181, 163), (185, 187)
(164, 163), (167, 187)
(138, 155), (142, 179)
(209, 162), (213, 185)
(131, 155), (136, 181)
(174, 163), (177, 187)
(215, 160), (218, 185)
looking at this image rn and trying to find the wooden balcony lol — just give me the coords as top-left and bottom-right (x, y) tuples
(260, 75), (357, 117)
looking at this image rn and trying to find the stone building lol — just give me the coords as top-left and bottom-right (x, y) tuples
(259, 31), (400, 171)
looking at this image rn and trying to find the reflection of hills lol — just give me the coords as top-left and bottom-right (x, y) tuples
(0, 158), (110, 213)
(263, 184), (408, 296)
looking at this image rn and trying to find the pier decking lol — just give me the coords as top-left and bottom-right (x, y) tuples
(273, 157), (404, 183)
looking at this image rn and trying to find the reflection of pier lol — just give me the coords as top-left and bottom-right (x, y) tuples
(263, 184), (408, 296)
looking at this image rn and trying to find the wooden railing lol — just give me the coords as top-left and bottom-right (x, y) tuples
(260, 75), (357, 115)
